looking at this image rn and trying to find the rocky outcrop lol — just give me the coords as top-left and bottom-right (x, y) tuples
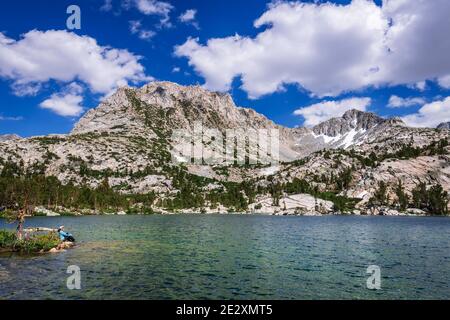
(35, 207), (60, 216)
(0, 134), (21, 142)
(48, 241), (74, 253)
(250, 193), (334, 215)
(313, 109), (385, 137)
(437, 122), (450, 130)
(347, 156), (450, 205)
(307, 109), (412, 151)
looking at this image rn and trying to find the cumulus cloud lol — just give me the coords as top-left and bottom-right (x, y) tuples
(0, 30), (151, 116)
(293, 97), (372, 127)
(175, 0), (450, 98)
(179, 9), (199, 29)
(0, 30), (150, 96)
(402, 97), (450, 128)
(388, 95), (426, 108)
(40, 94), (84, 117)
(381, 0), (450, 88)
(39, 82), (85, 117)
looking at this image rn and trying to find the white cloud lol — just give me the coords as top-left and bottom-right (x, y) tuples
(126, 0), (173, 27)
(139, 30), (156, 40)
(130, 20), (142, 34)
(437, 75), (450, 89)
(129, 20), (156, 40)
(0, 30), (150, 96)
(65, 82), (84, 95)
(415, 81), (427, 91)
(381, 0), (450, 88)
(175, 0), (387, 98)
(179, 9), (199, 29)
(179, 9), (196, 22)
(175, 0), (450, 98)
(0, 115), (23, 121)
(39, 82), (85, 117)
(402, 96), (450, 128)
(100, 0), (113, 12)
(172, 67), (180, 73)
(11, 82), (42, 97)
(387, 95), (426, 108)
(40, 94), (84, 117)
(293, 97), (372, 127)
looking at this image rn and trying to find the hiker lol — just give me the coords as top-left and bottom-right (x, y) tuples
(57, 226), (75, 242)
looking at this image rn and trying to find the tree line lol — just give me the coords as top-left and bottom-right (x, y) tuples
(370, 180), (449, 215)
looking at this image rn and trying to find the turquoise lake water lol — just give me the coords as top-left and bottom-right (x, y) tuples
(0, 215), (449, 299)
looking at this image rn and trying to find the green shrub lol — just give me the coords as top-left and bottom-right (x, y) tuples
(0, 230), (16, 248)
(13, 232), (60, 253)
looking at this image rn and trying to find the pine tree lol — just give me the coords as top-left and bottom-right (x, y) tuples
(370, 181), (388, 206)
(412, 182), (428, 209)
(428, 184), (449, 215)
(395, 180), (409, 212)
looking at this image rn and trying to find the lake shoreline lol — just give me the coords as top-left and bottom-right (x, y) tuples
(24, 202), (445, 217)
(1, 204), (448, 221)
(2, 211), (448, 219)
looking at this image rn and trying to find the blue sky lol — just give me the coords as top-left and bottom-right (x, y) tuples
(1, 0), (450, 137)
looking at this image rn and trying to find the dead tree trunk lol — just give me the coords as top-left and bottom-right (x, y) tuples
(16, 196), (29, 240)
(16, 210), (25, 240)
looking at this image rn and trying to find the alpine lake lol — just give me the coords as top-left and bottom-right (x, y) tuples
(0, 214), (449, 299)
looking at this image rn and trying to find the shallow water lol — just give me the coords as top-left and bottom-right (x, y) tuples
(0, 215), (449, 299)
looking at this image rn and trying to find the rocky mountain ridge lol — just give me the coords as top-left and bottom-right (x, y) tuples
(0, 81), (448, 216)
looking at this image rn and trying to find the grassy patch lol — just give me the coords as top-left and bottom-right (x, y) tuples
(0, 230), (60, 253)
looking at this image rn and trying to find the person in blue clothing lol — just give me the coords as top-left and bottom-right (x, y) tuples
(57, 226), (75, 242)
